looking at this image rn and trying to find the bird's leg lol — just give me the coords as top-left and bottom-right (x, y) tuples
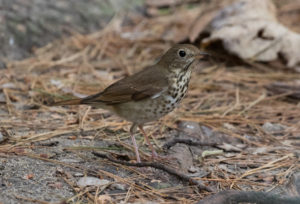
(138, 125), (158, 158)
(130, 124), (141, 163)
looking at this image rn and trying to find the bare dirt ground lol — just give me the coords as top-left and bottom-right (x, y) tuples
(1, 0), (300, 203)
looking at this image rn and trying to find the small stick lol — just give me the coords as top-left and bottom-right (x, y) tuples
(92, 152), (213, 192)
(14, 194), (51, 204)
(163, 138), (219, 149)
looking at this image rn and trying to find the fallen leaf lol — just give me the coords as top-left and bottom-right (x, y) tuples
(202, 0), (300, 69)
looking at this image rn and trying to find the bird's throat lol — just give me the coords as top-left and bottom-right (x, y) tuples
(182, 60), (194, 73)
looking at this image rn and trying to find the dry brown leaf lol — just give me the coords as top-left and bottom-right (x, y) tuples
(202, 0), (300, 69)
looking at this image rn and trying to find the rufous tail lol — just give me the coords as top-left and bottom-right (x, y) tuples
(50, 98), (82, 106)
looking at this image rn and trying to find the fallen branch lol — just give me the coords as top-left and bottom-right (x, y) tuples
(163, 138), (219, 149)
(197, 190), (300, 204)
(92, 151), (213, 192)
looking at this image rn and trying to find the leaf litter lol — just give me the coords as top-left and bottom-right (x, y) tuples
(0, 0), (300, 203)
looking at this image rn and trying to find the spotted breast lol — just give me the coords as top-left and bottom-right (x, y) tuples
(157, 68), (192, 115)
(113, 68), (192, 125)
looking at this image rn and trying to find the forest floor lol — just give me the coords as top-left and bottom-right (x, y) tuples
(1, 0), (300, 203)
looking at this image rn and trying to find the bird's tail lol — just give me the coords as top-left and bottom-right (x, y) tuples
(50, 98), (82, 106)
(50, 97), (110, 110)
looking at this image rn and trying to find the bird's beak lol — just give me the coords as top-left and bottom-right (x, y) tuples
(194, 52), (210, 59)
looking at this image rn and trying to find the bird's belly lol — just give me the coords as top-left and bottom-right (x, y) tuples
(112, 91), (186, 125)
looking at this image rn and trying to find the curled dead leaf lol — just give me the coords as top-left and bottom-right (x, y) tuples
(202, 0), (300, 69)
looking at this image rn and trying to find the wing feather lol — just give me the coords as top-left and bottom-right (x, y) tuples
(81, 66), (168, 105)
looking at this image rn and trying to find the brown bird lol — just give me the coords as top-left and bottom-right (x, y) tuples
(52, 44), (207, 163)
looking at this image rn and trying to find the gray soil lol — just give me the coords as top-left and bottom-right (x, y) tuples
(0, 0), (143, 64)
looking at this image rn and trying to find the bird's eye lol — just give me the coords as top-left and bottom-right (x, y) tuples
(178, 50), (186, 58)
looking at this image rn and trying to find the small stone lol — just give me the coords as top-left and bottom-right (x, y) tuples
(50, 79), (63, 88)
(236, 144), (247, 149)
(223, 123), (236, 130)
(262, 122), (287, 135)
(111, 183), (127, 191)
(60, 158), (81, 163)
(177, 121), (201, 135)
(188, 166), (198, 173)
(77, 177), (110, 187)
(168, 144), (193, 172)
(0, 132), (3, 143)
(218, 143), (242, 152)
(252, 147), (268, 155)
(74, 172), (84, 177)
(56, 167), (64, 174)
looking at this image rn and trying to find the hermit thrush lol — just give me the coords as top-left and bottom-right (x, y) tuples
(52, 44), (207, 163)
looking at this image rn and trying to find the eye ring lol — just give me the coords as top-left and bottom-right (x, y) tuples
(178, 50), (186, 58)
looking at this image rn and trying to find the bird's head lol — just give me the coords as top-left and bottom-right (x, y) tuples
(158, 44), (208, 73)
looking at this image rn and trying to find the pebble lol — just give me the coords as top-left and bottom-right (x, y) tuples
(0, 132), (3, 143)
(111, 183), (127, 191)
(77, 177), (110, 187)
(178, 121), (201, 135)
(188, 166), (198, 173)
(60, 158), (82, 163)
(262, 122), (287, 134)
(74, 172), (84, 177)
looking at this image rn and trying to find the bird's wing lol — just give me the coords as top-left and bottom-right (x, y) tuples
(81, 66), (168, 105)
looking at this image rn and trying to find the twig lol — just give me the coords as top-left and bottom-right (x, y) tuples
(14, 194), (51, 204)
(80, 106), (91, 129)
(163, 138), (219, 149)
(230, 154), (294, 188)
(238, 93), (266, 115)
(92, 151), (213, 192)
(3, 88), (14, 114)
(197, 190), (300, 204)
